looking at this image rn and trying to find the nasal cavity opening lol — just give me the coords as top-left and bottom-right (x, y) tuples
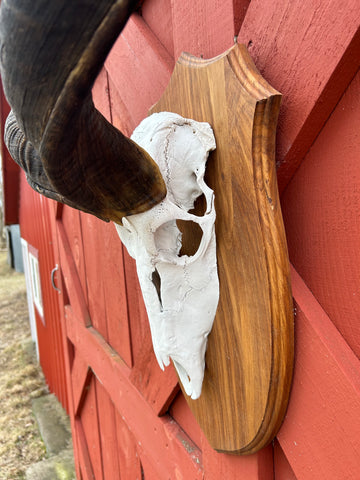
(151, 268), (162, 307)
(189, 193), (207, 216)
(176, 220), (203, 257)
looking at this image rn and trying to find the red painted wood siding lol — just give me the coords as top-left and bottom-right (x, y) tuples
(97, 2), (360, 477)
(18, 175), (69, 412)
(5, 0), (359, 478)
(0, 82), (20, 225)
(282, 70), (360, 358)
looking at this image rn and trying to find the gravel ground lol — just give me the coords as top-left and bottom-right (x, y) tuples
(0, 250), (48, 480)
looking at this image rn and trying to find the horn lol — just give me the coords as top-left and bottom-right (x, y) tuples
(0, 0), (166, 223)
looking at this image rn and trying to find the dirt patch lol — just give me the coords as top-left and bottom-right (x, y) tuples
(0, 250), (48, 479)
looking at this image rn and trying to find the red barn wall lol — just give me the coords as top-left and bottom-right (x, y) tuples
(71, 1), (360, 476)
(4, 0), (360, 478)
(97, 2), (360, 477)
(19, 173), (69, 412)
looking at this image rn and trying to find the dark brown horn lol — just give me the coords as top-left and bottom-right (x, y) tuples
(0, 0), (166, 223)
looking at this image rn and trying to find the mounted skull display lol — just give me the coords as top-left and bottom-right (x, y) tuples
(116, 113), (219, 399)
(0, 1), (219, 398)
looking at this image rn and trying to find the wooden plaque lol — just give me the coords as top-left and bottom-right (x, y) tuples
(150, 43), (294, 454)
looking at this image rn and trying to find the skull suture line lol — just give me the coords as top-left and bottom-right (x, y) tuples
(115, 112), (219, 399)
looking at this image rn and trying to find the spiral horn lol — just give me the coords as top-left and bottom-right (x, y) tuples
(0, 0), (166, 223)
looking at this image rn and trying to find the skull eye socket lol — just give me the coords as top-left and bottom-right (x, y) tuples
(176, 220), (203, 257)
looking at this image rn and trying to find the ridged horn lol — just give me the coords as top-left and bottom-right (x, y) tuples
(0, 0), (166, 223)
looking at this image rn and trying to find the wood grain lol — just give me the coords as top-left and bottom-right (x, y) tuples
(151, 43), (293, 454)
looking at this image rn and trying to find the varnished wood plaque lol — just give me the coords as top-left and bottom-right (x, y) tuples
(150, 44), (294, 454)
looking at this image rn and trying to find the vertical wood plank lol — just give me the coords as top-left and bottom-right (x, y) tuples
(105, 14), (173, 127)
(233, 0), (251, 35)
(89, 63), (134, 366)
(141, 0), (175, 59)
(201, 436), (273, 480)
(61, 208), (88, 307)
(0, 80), (20, 225)
(103, 225), (132, 367)
(107, 76), (135, 136)
(92, 64), (136, 382)
(274, 440), (297, 480)
(96, 382), (121, 480)
(122, 250), (149, 368)
(237, 0), (360, 192)
(80, 214), (108, 340)
(114, 409), (142, 479)
(81, 376), (104, 480)
(75, 418), (96, 480)
(171, 0), (236, 60)
(137, 456), (158, 480)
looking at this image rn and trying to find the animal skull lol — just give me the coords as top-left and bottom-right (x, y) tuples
(115, 112), (219, 399)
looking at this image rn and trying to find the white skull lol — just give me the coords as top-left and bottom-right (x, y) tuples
(115, 112), (219, 399)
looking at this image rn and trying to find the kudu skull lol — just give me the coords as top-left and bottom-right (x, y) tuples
(116, 113), (219, 399)
(0, 0), (219, 398)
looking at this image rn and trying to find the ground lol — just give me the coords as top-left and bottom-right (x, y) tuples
(0, 250), (48, 479)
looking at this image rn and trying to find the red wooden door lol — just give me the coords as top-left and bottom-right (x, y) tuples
(49, 1), (360, 479)
(50, 200), (208, 479)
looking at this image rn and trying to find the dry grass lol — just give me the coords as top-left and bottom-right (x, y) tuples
(0, 250), (48, 479)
